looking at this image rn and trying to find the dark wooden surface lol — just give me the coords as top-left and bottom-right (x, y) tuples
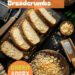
(0, 3), (75, 74)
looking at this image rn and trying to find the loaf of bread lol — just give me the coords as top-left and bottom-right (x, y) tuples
(1, 41), (23, 60)
(22, 19), (40, 45)
(10, 27), (30, 50)
(38, 8), (56, 26)
(27, 9), (49, 34)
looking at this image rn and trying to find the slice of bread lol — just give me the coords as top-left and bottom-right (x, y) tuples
(22, 19), (40, 45)
(10, 27), (30, 50)
(27, 9), (49, 34)
(1, 41), (23, 60)
(38, 8), (56, 26)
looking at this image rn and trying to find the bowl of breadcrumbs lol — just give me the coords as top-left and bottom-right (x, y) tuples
(30, 49), (69, 75)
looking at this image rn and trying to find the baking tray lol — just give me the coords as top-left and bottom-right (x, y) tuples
(0, 9), (61, 61)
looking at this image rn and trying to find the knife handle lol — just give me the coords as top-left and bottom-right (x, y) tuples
(0, 17), (15, 36)
(72, 58), (75, 68)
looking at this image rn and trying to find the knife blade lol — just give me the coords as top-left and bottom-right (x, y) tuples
(0, 9), (21, 37)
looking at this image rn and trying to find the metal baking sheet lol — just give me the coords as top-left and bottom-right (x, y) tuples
(0, 9), (61, 61)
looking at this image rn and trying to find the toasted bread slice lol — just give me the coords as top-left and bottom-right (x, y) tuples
(10, 27), (30, 50)
(27, 9), (49, 34)
(38, 8), (56, 25)
(1, 41), (23, 60)
(22, 19), (40, 45)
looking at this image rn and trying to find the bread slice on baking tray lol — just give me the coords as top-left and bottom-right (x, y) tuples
(1, 41), (23, 60)
(22, 19), (40, 45)
(38, 8), (56, 26)
(10, 27), (30, 50)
